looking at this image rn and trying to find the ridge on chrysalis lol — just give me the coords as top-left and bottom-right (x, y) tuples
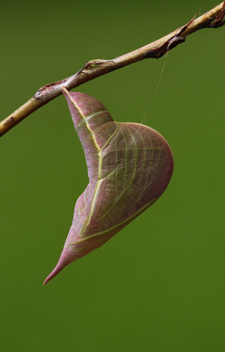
(43, 88), (174, 285)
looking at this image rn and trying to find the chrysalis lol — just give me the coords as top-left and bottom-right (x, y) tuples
(43, 88), (174, 284)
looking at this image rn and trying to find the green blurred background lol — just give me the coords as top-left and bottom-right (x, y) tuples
(1, 1), (224, 351)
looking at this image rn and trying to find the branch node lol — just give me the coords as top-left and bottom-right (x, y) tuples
(144, 15), (196, 59)
(210, 1), (225, 27)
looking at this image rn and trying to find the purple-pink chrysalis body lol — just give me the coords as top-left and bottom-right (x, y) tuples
(43, 88), (174, 284)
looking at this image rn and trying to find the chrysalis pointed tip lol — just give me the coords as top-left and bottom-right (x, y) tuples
(43, 248), (73, 285)
(43, 261), (64, 285)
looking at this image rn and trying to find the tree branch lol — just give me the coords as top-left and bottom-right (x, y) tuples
(0, 2), (224, 137)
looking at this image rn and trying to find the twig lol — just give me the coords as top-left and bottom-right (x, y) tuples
(0, 2), (224, 137)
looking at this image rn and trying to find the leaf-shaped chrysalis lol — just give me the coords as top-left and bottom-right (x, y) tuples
(43, 88), (174, 284)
